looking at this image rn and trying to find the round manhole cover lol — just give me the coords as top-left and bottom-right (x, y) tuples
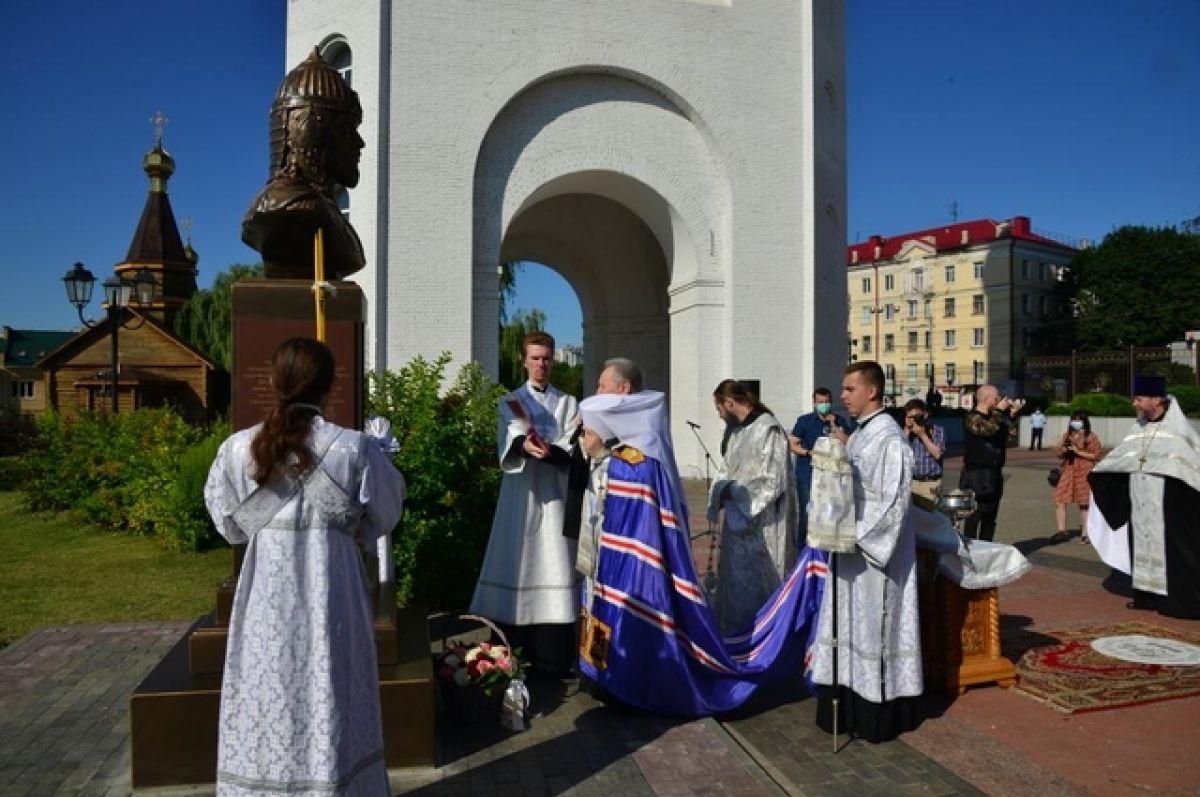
(1090, 635), (1200, 666)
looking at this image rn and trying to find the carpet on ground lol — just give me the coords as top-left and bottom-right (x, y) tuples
(1012, 620), (1200, 714)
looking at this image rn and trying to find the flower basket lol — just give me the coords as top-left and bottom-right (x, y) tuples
(435, 614), (525, 724)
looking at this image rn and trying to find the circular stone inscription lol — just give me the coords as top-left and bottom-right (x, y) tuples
(1090, 635), (1200, 667)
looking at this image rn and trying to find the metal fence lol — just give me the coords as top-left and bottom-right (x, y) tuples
(1024, 347), (1174, 401)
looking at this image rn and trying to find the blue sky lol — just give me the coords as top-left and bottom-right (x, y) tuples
(3, 1), (1198, 347)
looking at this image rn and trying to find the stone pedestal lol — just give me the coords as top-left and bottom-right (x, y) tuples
(918, 548), (1018, 695)
(230, 278), (365, 431)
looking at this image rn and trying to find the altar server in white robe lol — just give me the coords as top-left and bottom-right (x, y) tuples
(204, 338), (406, 797)
(470, 330), (580, 671)
(810, 361), (923, 743)
(707, 379), (799, 634)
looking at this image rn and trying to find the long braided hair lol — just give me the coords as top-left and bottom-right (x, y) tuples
(249, 338), (336, 483)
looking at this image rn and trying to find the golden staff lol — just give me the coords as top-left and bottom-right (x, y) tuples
(313, 227), (327, 342)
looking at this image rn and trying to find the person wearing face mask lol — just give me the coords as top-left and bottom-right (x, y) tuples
(1050, 410), (1102, 544)
(789, 388), (856, 545)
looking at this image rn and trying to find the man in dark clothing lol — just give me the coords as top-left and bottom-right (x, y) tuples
(959, 385), (1022, 541)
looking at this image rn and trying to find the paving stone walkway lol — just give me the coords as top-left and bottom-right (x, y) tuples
(2, 454), (1198, 795)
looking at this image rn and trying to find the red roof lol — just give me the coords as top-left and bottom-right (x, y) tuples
(847, 215), (1076, 265)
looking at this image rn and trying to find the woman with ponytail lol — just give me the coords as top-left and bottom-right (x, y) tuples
(204, 337), (405, 796)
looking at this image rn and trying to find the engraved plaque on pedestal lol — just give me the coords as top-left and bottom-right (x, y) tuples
(231, 278), (365, 432)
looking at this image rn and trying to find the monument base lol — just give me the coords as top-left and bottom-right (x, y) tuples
(129, 606), (436, 790)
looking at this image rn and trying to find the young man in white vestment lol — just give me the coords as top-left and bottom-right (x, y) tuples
(204, 338), (407, 796)
(707, 379), (799, 634)
(470, 330), (581, 672)
(810, 360), (924, 743)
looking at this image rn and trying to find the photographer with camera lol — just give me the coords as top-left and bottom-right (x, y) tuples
(1050, 410), (1102, 544)
(959, 385), (1022, 541)
(903, 398), (945, 504)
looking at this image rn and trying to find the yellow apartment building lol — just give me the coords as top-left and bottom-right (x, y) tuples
(847, 216), (1077, 407)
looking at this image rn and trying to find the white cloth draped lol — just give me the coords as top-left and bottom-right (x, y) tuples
(469, 382), (580, 625)
(204, 418), (406, 797)
(810, 411), (923, 704)
(707, 412), (799, 634)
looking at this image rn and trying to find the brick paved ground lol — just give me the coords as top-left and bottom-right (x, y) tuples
(2, 453), (1198, 795)
(0, 622), (192, 797)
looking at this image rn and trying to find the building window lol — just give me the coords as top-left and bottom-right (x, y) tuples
(907, 331), (919, 351)
(884, 274), (896, 291)
(972, 294), (985, 315)
(973, 261), (985, 280)
(909, 268), (926, 294)
(884, 304), (896, 322)
(944, 329), (957, 348)
(861, 306), (872, 325)
(945, 362), (956, 383)
(944, 297), (956, 318)
(884, 334), (895, 352)
(907, 299), (918, 319)
(325, 42), (353, 86)
(924, 330), (931, 350)
(973, 360), (985, 382)
(973, 328), (985, 347)
(10, 380), (34, 399)
(1021, 294), (1030, 315)
(1039, 262), (1048, 281)
(923, 298), (932, 318)
(862, 277), (871, 294)
(1039, 295), (1048, 316)
(907, 363), (918, 382)
(944, 264), (956, 283)
(885, 364), (896, 383)
(862, 335), (872, 353)
(1021, 259), (1030, 280)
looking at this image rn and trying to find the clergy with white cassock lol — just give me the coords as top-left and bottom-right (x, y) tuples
(809, 361), (924, 743)
(469, 330), (580, 672)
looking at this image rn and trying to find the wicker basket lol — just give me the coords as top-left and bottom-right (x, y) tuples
(437, 614), (516, 724)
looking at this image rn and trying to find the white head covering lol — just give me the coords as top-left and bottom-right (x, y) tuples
(578, 390), (689, 517)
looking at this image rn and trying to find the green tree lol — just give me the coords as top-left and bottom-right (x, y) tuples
(1066, 226), (1200, 349)
(173, 263), (264, 370)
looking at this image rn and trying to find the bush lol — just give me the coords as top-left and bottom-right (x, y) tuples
(22, 408), (226, 551)
(1168, 384), (1200, 416)
(367, 354), (507, 611)
(1061, 392), (1136, 418)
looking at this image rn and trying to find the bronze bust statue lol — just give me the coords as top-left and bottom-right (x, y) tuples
(242, 49), (366, 280)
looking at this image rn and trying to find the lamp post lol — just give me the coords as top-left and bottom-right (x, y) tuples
(62, 262), (156, 413)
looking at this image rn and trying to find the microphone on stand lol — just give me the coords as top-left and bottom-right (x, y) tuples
(686, 420), (701, 430)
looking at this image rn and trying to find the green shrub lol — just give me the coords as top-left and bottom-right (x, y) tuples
(367, 354), (506, 610)
(1168, 384), (1200, 416)
(22, 408), (226, 551)
(1064, 392), (1136, 418)
(0, 456), (25, 490)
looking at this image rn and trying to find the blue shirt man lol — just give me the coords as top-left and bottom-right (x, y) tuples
(903, 397), (946, 504)
(789, 388), (855, 545)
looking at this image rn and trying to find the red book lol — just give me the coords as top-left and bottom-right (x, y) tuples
(505, 397), (545, 449)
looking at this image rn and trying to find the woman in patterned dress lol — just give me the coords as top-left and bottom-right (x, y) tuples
(1051, 410), (1102, 544)
(204, 338), (406, 796)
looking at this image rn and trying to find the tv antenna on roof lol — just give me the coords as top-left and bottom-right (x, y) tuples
(947, 200), (959, 223)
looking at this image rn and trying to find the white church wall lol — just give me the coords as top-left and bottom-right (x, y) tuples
(285, 0), (847, 478)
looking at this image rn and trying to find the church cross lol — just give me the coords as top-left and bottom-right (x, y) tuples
(150, 110), (170, 145)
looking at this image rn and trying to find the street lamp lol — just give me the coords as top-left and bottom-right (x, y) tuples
(62, 262), (156, 413)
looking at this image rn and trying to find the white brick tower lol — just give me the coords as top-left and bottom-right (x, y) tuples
(284, 1), (847, 476)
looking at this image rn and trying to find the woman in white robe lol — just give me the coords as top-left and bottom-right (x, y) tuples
(204, 338), (406, 797)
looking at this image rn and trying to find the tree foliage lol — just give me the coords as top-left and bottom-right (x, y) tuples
(365, 354), (506, 609)
(173, 263), (264, 370)
(1066, 226), (1200, 349)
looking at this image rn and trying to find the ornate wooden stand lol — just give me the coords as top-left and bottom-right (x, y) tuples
(918, 549), (1017, 695)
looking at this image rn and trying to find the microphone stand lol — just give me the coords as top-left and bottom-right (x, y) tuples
(688, 422), (715, 541)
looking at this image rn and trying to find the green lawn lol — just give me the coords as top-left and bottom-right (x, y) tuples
(0, 490), (231, 648)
